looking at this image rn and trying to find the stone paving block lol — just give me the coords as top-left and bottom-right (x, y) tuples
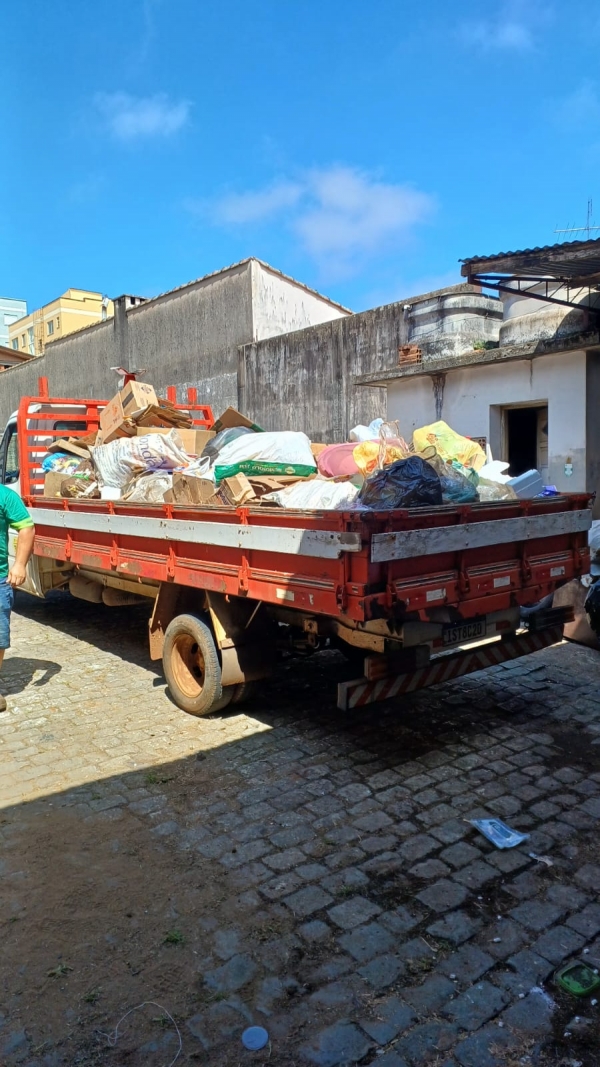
(442, 980), (507, 1030)
(439, 842), (481, 869)
(204, 954), (257, 992)
(298, 919), (332, 943)
(575, 863), (600, 890)
(365, 1054), (409, 1067)
(283, 885), (334, 917)
(487, 848), (531, 874)
(396, 1021), (459, 1066)
(546, 883), (590, 910)
(454, 1024), (519, 1067)
(500, 987), (555, 1035)
(328, 895), (381, 930)
(263, 847), (308, 872)
(403, 975), (456, 1013)
(361, 834), (400, 855)
(339, 921), (394, 962)
(477, 918), (527, 959)
(397, 834), (440, 864)
(504, 948), (555, 987)
(408, 858), (450, 880)
(359, 997), (416, 1043)
(261, 872), (304, 900)
(417, 879), (468, 913)
(431, 820), (470, 845)
(427, 910), (482, 945)
(353, 811), (393, 832)
(531, 924), (586, 964)
(503, 870), (544, 900)
(309, 981), (359, 1009)
(379, 906), (423, 936)
(300, 1021), (374, 1066)
(508, 899), (565, 931)
(566, 902), (600, 938)
(439, 944), (494, 983)
(358, 954), (406, 990)
(451, 860), (497, 890)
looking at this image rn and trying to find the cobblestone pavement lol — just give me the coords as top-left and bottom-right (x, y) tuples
(2, 592), (600, 1066)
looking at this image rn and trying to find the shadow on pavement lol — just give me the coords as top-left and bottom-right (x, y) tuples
(2, 655), (62, 693)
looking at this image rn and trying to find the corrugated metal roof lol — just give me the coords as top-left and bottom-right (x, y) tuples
(461, 237), (600, 280)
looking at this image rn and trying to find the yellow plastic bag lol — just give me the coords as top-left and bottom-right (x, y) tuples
(412, 420), (486, 471)
(353, 441), (407, 476)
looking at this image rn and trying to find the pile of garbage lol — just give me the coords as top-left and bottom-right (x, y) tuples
(41, 384), (550, 512)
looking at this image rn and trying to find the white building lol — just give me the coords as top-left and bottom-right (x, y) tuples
(357, 238), (600, 511)
(0, 296), (27, 348)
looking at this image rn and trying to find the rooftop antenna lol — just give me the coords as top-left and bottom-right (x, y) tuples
(555, 199), (600, 240)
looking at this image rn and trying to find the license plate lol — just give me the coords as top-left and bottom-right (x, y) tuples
(442, 618), (486, 647)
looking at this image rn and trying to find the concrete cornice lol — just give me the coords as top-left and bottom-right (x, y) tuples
(355, 329), (600, 386)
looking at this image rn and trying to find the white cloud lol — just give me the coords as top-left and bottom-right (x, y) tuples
(94, 91), (191, 141)
(459, 1), (550, 52)
(205, 165), (434, 280)
(214, 181), (304, 224)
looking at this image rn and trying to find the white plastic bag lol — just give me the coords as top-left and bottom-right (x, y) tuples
(214, 431), (316, 480)
(263, 479), (359, 510)
(348, 418), (384, 443)
(122, 472), (174, 503)
(91, 430), (190, 488)
(590, 520), (600, 561)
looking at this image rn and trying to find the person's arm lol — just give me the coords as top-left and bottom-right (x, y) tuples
(8, 524), (35, 587)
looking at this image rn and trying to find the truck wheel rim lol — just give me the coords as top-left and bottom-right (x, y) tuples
(171, 635), (205, 698)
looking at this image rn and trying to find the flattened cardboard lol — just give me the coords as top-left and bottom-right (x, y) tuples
(212, 407), (262, 434)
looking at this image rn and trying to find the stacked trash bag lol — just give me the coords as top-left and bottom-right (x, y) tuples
(41, 397), (543, 514)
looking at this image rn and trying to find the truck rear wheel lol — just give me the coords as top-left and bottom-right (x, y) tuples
(163, 613), (228, 716)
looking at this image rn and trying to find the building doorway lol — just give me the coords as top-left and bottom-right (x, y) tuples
(504, 405), (548, 480)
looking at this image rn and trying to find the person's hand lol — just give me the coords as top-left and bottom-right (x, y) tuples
(7, 562), (27, 588)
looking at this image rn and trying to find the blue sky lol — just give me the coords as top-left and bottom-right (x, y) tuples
(3, 0), (599, 312)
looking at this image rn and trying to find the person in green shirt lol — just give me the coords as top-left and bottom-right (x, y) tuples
(0, 486), (35, 711)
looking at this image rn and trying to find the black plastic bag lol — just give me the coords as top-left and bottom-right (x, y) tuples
(358, 456), (443, 510)
(585, 579), (600, 637)
(201, 426), (254, 460)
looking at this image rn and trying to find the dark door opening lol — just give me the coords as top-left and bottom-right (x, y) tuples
(506, 406), (548, 478)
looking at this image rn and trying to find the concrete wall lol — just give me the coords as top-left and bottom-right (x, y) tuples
(251, 262), (348, 339)
(0, 259), (349, 428)
(386, 350), (589, 493)
(239, 286), (500, 441)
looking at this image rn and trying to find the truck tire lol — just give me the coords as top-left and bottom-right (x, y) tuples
(163, 613), (227, 716)
(231, 682), (258, 705)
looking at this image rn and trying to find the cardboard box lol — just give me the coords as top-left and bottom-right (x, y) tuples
(221, 473), (256, 506)
(100, 382), (157, 441)
(172, 472), (217, 505)
(212, 407), (262, 434)
(43, 472), (66, 497)
(137, 427), (215, 454)
(47, 438), (91, 459)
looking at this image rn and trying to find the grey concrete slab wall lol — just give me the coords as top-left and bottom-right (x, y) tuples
(0, 259), (351, 429)
(239, 302), (412, 440)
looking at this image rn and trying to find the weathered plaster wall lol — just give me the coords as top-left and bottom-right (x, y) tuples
(240, 286), (499, 441)
(0, 259), (349, 427)
(386, 350), (589, 492)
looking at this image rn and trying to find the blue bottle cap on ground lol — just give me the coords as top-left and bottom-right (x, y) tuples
(242, 1026), (269, 1050)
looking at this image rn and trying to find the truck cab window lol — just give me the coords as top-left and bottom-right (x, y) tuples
(0, 427), (19, 485)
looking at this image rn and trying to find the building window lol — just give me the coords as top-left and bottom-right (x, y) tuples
(56, 316), (60, 331)
(11, 339), (18, 350)
(47, 320), (54, 336)
(21, 334), (26, 348)
(101, 305), (107, 321)
(28, 327), (34, 355)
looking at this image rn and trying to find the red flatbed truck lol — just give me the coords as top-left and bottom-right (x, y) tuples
(0, 381), (592, 715)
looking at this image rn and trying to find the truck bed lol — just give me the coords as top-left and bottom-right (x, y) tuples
(26, 493), (592, 623)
